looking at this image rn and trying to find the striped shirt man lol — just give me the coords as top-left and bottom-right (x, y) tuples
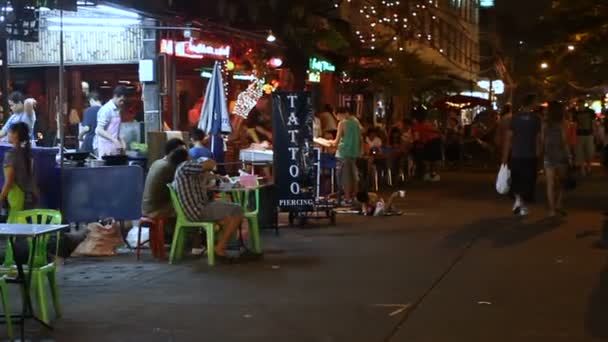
(172, 159), (243, 222)
(172, 160), (216, 221)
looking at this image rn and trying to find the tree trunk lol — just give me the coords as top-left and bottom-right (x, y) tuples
(286, 46), (309, 91)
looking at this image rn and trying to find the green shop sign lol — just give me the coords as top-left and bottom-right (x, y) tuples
(309, 57), (336, 73)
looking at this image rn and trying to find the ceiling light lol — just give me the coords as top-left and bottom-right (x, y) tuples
(266, 30), (276, 42)
(47, 17), (140, 25)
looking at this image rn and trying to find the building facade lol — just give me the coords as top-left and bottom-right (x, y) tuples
(341, 0), (480, 83)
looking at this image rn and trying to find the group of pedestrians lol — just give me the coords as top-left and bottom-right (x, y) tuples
(500, 94), (604, 218)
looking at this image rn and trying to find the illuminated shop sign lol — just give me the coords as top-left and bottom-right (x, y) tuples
(160, 39), (231, 59)
(308, 71), (321, 83)
(309, 57), (336, 73)
(200, 69), (257, 81)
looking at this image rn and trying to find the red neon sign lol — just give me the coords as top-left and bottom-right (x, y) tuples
(160, 39), (231, 59)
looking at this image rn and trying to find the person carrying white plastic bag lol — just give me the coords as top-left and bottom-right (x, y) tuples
(496, 164), (511, 195)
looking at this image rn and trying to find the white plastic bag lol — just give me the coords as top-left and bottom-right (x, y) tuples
(373, 199), (386, 217)
(126, 226), (149, 249)
(496, 164), (511, 195)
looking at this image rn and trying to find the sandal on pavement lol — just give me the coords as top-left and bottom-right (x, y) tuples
(215, 253), (238, 264)
(240, 250), (264, 261)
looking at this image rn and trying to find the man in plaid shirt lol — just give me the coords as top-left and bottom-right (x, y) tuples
(173, 158), (244, 259)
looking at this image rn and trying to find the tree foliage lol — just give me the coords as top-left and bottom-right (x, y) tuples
(533, 0), (608, 96)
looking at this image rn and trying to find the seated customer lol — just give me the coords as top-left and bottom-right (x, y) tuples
(189, 128), (213, 160)
(142, 138), (189, 218)
(173, 158), (244, 260)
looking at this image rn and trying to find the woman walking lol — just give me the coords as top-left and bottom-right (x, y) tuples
(542, 101), (571, 217)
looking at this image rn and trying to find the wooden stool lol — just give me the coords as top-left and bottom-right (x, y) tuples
(137, 217), (166, 260)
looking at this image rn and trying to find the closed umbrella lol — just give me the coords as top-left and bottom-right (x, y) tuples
(198, 61), (231, 163)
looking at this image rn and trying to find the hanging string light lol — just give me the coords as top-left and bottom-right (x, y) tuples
(334, 0), (441, 55)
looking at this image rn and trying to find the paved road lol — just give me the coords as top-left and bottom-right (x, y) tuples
(8, 170), (608, 341)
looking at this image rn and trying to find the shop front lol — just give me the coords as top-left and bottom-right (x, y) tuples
(3, 3), (148, 223)
(7, 3), (145, 148)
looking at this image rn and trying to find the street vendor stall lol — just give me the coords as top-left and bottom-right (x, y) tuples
(0, 144), (144, 224)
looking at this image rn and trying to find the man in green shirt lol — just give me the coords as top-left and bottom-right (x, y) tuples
(331, 107), (362, 204)
(142, 139), (189, 218)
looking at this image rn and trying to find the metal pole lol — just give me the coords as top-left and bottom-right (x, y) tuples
(0, 37), (9, 117)
(59, 8), (65, 167)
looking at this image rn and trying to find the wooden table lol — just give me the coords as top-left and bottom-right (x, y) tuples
(0, 224), (68, 339)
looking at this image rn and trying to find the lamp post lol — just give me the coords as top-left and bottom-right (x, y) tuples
(58, 7), (65, 166)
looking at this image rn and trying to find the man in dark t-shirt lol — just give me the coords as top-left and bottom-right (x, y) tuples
(574, 99), (596, 175)
(502, 94), (541, 216)
(79, 92), (102, 153)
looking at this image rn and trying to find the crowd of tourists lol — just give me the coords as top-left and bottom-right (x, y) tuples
(311, 97), (608, 217)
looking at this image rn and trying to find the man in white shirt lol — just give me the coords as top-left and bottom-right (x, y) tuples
(95, 86), (128, 158)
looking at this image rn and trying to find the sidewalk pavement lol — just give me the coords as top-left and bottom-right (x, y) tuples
(5, 169), (608, 342)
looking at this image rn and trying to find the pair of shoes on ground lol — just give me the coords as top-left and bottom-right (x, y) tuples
(423, 173), (441, 182)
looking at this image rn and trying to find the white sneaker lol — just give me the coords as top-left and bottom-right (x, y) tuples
(430, 174), (441, 182)
(192, 248), (205, 256)
(519, 207), (529, 217)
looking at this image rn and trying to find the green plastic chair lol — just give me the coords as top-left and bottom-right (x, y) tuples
(0, 277), (13, 341)
(230, 187), (262, 254)
(167, 185), (218, 266)
(3, 210), (63, 326)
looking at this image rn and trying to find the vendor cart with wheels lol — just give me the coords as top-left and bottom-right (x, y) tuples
(285, 148), (337, 227)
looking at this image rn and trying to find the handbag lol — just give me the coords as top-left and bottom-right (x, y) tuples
(496, 164), (511, 195)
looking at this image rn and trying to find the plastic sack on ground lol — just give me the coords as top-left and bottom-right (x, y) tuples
(496, 164), (511, 195)
(126, 226), (149, 249)
(72, 219), (124, 257)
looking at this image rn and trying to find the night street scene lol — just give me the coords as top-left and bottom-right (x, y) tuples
(0, 0), (608, 341)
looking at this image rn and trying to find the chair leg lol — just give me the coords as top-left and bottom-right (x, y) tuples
(374, 168), (379, 192)
(157, 219), (166, 259)
(33, 272), (51, 325)
(175, 227), (188, 261)
(0, 282), (13, 341)
(47, 268), (61, 318)
(136, 221), (143, 260)
(249, 218), (262, 254)
(206, 226), (215, 266)
(149, 222), (158, 259)
(169, 225), (183, 264)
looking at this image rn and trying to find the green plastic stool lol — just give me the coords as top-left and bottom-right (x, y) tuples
(231, 188), (262, 254)
(0, 277), (13, 341)
(3, 210), (63, 326)
(167, 185), (219, 266)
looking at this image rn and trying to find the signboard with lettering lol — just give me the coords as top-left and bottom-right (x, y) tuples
(272, 92), (317, 212)
(309, 57), (336, 73)
(160, 39), (231, 59)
